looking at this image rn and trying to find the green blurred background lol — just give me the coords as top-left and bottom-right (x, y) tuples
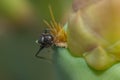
(0, 0), (72, 80)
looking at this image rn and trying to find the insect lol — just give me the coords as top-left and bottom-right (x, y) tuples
(35, 6), (67, 60)
(35, 29), (54, 60)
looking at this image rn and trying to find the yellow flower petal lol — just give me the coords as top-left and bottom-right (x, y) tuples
(84, 0), (120, 44)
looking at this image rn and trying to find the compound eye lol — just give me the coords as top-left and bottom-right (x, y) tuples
(38, 36), (44, 44)
(47, 35), (53, 41)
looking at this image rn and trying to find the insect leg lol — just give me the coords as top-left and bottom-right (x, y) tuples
(35, 46), (52, 61)
(35, 46), (46, 59)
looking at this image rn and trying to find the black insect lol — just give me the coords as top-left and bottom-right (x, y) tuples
(35, 6), (67, 60)
(35, 29), (54, 60)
